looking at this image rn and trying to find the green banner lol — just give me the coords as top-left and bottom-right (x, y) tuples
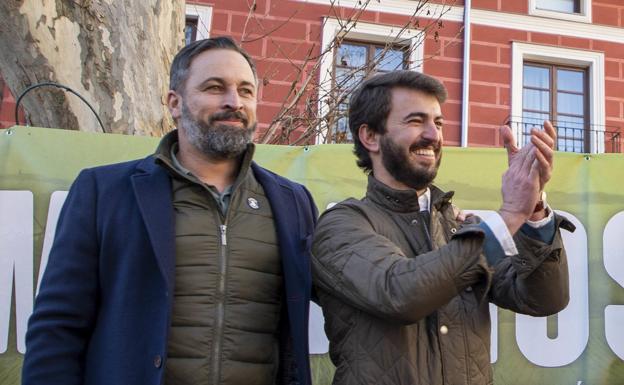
(1, 126), (623, 384)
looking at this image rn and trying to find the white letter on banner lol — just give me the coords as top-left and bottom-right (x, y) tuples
(0, 191), (33, 354)
(489, 303), (498, 363)
(604, 211), (624, 359)
(37, 191), (68, 295)
(309, 302), (330, 354)
(307, 202), (336, 354)
(516, 211), (588, 367)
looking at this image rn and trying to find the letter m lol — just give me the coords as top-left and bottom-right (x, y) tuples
(0, 191), (33, 354)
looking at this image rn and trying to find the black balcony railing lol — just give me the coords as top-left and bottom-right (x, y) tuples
(508, 118), (622, 154)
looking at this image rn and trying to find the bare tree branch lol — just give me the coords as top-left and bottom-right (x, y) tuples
(237, 0), (459, 144)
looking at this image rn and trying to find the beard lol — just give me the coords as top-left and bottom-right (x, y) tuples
(180, 102), (256, 160)
(380, 134), (442, 191)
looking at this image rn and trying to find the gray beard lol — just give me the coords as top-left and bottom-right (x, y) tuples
(181, 104), (256, 160)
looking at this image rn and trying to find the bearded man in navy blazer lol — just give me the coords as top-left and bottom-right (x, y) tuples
(22, 36), (318, 385)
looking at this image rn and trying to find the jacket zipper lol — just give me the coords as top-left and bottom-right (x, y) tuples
(211, 223), (228, 384)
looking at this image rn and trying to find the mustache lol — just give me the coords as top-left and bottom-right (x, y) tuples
(209, 110), (249, 127)
(408, 138), (441, 153)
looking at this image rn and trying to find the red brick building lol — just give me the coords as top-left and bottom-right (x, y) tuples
(2, 0), (623, 153)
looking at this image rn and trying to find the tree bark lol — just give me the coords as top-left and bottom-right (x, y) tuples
(0, 0), (184, 135)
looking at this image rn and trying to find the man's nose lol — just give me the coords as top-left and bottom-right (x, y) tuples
(422, 121), (440, 141)
(223, 88), (243, 111)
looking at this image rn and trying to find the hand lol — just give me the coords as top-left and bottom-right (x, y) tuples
(498, 125), (542, 233)
(501, 121), (556, 190)
(527, 121), (556, 220)
(452, 204), (473, 222)
(530, 120), (556, 192)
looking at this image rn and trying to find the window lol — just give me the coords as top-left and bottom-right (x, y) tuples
(529, 0), (591, 22)
(536, 0), (580, 13)
(511, 42), (605, 153)
(184, 4), (212, 45)
(332, 41), (409, 142)
(185, 16), (198, 45)
(522, 63), (588, 152)
(318, 18), (423, 144)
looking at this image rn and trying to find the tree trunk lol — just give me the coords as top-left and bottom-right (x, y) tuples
(0, 0), (184, 135)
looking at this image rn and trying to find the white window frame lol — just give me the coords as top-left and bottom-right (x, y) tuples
(185, 3), (212, 40)
(511, 42), (605, 153)
(316, 18), (424, 144)
(529, 0), (592, 23)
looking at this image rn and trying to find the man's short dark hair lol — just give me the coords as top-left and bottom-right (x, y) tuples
(348, 70), (447, 173)
(169, 36), (257, 93)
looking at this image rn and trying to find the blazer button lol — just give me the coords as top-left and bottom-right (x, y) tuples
(154, 355), (162, 368)
(440, 325), (449, 335)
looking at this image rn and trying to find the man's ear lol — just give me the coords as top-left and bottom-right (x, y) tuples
(167, 90), (182, 120)
(358, 124), (380, 153)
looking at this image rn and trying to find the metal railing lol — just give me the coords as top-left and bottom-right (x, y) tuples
(508, 118), (622, 154)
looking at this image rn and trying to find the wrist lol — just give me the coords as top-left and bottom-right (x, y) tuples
(529, 191), (548, 221)
(497, 208), (525, 235)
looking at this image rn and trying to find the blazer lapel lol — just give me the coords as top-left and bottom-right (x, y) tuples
(131, 156), (175, 294)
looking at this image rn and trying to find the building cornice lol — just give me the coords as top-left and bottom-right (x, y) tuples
(299, 1), (624, 44)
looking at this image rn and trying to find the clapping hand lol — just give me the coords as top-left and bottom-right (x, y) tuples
(498, 121), (556, 234)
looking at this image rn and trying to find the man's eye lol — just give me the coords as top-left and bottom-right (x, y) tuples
(240, 88), (254, 95)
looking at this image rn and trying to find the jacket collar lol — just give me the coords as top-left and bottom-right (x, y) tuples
(365, 174), (454, 213)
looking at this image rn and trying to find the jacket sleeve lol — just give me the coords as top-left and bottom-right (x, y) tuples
(311, 203), (491, 324)
(22, 169), (100, 385)
(489, 213), (574, 316)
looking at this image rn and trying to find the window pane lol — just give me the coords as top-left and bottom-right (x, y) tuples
(336, 116), (348, 134)
(557, 69), (584, 92)
(557, 92), (583, 114)
(557, 115), (584, 130)
(536, 0), (578, 13)
(522, 112), (550, 125)
(336, 43), (367, 68)
(185, 18), (198, 45)
(521, 112), (550, 145)
(524, 65), (549, 89)
(523, 89), (550, 112)
(374, 47), (405, 71)
(334, 103), (352, 142)
(557, 137), (584, 152)
(331, 41), (407, 143)
(521, 112), (550, 146)
(522, 62), (588, 153)
(335, 67), (365, 91)
(556, 116), (585, 152)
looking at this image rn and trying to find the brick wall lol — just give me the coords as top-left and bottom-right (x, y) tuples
(2, 0), (623, 149)
(473, 0), (624, 28)
(0, 77), (24, 129)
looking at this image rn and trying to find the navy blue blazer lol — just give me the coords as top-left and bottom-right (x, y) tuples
(22, 155), (318, 385)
